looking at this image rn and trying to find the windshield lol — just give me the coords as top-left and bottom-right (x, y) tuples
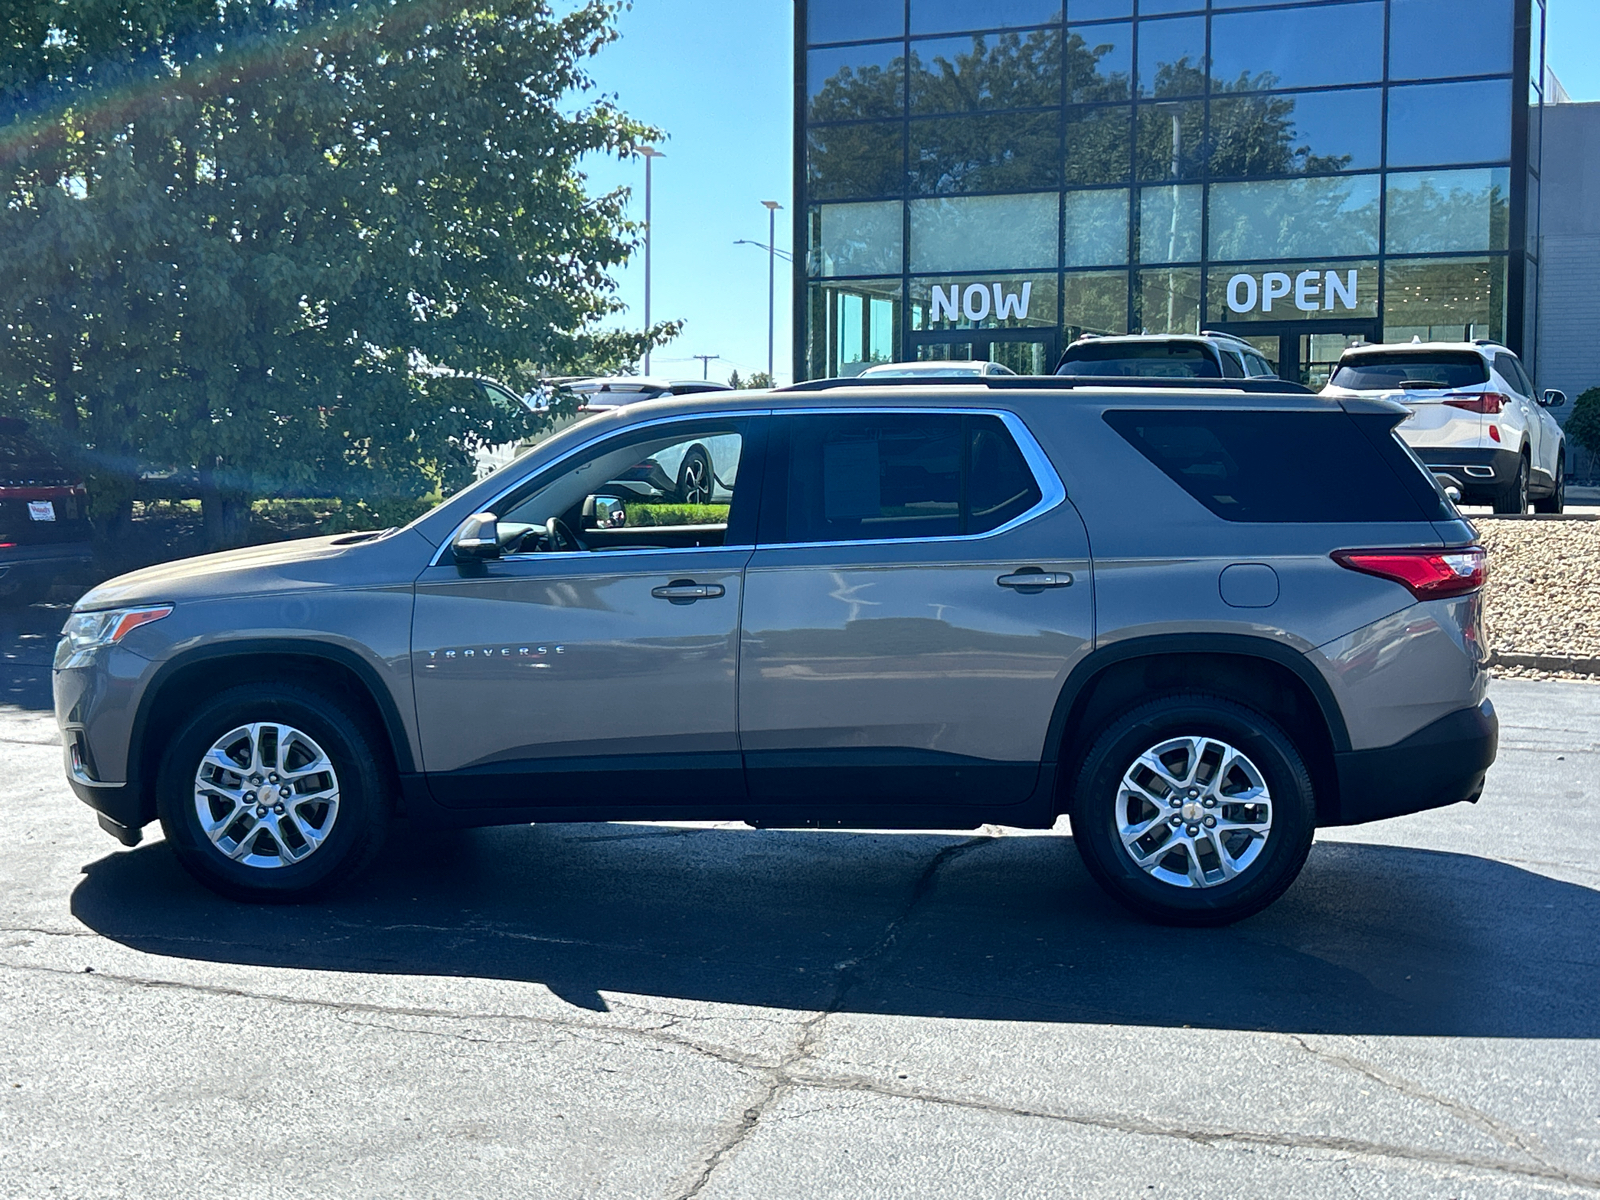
(866, 365), (985, 378)
(1057, 343), (1221, 379)
(1330, 351), (1490, 391)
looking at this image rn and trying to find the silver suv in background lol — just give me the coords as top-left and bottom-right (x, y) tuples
(1322, 341), (1567, 513)
(1056, 333), (1280, 380)
(55, 378), (1494, 926)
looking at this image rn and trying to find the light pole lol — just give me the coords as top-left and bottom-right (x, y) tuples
(640, 147), (664, 375)
(761, 201), (783, 380)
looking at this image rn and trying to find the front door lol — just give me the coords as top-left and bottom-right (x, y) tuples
(911, 329), (1058, 375)
(1212, 320), (1379, 388)
(738, 409), (1094, 807)
(412, 416), (761, 808)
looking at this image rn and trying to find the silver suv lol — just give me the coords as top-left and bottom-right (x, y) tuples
(55, 380), (1496, 925)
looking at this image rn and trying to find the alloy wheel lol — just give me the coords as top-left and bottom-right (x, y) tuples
(193, 722), (341, 869)
(1115, 735), (1273, 889)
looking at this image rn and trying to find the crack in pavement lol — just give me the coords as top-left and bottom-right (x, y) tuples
(668, 835), (998, 1200)
(767, 1070), (1600, 1193)
(5, 933), (1599, 1195)
(1284, 1035), (1548, 1158)
(0, 958), (773, 1073)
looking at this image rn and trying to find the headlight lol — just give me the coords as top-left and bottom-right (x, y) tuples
(54, 605), (173, 670)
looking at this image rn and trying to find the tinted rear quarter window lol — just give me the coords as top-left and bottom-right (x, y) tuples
(1104, 408), (1446, 523)
(1058, 342), (1222, 379)
(1330, 351), (1489, 390)
(770, 413), (1043, 543)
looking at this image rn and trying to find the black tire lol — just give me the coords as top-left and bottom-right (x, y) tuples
(676, 445), (713, 506)
(156, 684), (392, 903)
(1533, 452), (1565, 514)
(1492, 454), (1529, 515)
(1067, 694), (1316, 927)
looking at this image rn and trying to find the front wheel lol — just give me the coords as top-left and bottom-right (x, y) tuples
(156, 684), (392, 902)
(1068, 694), (1316, 926)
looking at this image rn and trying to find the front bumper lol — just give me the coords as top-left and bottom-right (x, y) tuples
(1412, 447), (1521, 498)
(1329, 699), (1498, 826)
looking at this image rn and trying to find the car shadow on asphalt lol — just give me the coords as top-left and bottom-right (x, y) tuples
(70, 822), (1600, 1038)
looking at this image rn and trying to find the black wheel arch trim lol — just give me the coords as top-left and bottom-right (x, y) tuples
(1041, 633), (1353, 766)
(125, 638), (416, 822)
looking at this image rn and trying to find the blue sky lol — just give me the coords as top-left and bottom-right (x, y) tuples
(581, 1), (1599, 386)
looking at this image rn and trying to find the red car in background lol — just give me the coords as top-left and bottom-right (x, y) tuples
(0, 418), (93, 606)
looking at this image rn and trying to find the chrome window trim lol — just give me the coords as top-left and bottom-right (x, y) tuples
(427, 404), (1066, 567)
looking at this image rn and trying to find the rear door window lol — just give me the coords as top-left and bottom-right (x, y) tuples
(1495, 354), (1535, 398)
(764, 413), (1044, 544)
(1104, 409), (1446, 523)
(1330, 351), (1489, 390)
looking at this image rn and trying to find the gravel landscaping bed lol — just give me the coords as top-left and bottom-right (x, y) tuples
(1477, 516), (1600, 682)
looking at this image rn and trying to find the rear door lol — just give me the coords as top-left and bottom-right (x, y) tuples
(1328, 351), (1489, 450)
(737, 408), (1094, 808)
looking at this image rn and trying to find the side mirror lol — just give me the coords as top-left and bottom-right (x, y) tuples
(582, 494), (627, 529)
(451, 512), (501, 562)
(1541, 389), (1567, 408)
(1444, 485), (1463, 504)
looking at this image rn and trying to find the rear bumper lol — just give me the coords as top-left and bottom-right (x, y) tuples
(1329, 699), (1498, 826)
(1413, 447), (1521, 497)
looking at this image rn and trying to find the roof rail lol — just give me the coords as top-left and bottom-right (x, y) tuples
(776, 376), (1315, 395)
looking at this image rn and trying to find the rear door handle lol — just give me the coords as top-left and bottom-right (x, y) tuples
(652, 580), (726, 603)
(998, 571), (1073, 592)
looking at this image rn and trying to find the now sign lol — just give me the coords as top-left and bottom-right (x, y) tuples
(929, 282), (1034, 324)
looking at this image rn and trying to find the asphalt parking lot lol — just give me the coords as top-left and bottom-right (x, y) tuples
(3, 602), (1600, 1198)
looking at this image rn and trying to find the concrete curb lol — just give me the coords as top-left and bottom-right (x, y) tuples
(1472, 513), (1600, 522)
(1489, 652), (1600, 675)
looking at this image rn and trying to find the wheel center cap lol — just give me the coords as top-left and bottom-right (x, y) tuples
(1180, 801), (1205, 823)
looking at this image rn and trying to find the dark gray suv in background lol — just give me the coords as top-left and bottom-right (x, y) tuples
(55, 379), (1496, 925)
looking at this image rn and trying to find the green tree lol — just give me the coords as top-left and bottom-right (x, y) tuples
(1567, 387), (1600, 461)
(0, 0), (671, 549)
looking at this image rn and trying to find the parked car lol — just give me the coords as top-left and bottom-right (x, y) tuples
(860, 360), (1017, 378)
(549, 376), (733, 413)
(1056, 333), (1279, 380)
(1320, 341), (1566, 514)
(57, 377), (1494, 925)
(0, 418), (93, 606)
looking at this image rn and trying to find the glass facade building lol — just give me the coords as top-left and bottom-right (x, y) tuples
(795, 0), (1548, 386)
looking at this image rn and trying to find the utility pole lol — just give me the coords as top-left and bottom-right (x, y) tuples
(761, 200), (783, 380)
(640, 147), (664, 375)
(693, 354), (721, 380)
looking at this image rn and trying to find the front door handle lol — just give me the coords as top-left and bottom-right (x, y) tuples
(998, 570), (1073, 592)
(652, 580), (726, 604)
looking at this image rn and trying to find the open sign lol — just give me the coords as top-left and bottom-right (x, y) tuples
(1226, 270), (1360, 315)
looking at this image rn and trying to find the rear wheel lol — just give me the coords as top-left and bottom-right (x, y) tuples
(156, 684), (391, 902)
(1068, 694), (1316, 926)
(1533, 452), (1566, 514)
(1492, 454), (1529, 515)
(676, 445), (713, 505)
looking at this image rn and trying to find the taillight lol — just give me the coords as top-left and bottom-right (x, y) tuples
(1442, 392), (1507, 414)
(1332, 546), (1487, 600)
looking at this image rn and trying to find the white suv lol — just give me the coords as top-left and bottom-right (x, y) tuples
(1322, 342), (1567, 514)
